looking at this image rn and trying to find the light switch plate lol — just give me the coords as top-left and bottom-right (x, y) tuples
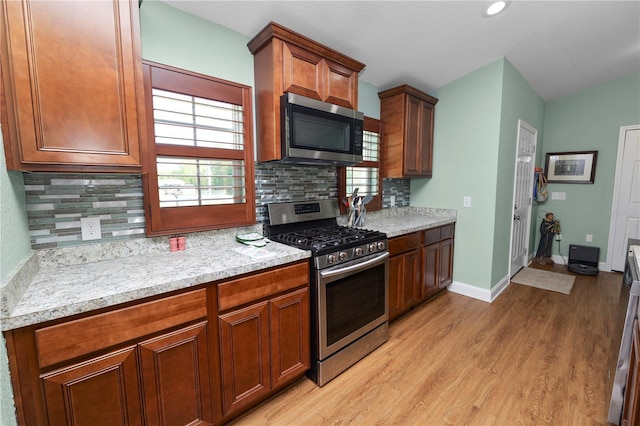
(463, 196), (471, 208)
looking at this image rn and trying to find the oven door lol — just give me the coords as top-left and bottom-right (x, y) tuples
(316, 251), (389, 361)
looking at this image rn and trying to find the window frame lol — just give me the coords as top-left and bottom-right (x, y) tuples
(141, 61), (255, 236)
(338, 116), (383, 214)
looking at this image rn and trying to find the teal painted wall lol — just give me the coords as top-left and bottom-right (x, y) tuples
(491, 60), (545, 284)
(139, 0), (381, 117)
(0, 129), (30, 425)
(411, 58), (545, 290)
(139, 0), (253, 86)
(538, 72), (640, 262)
(411, 59), (505, 290)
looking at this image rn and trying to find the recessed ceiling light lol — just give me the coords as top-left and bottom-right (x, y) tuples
(482, 1), (510, 17)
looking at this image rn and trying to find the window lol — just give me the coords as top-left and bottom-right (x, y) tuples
(339, 117), (382, 213)
(141, 62), (255, 236)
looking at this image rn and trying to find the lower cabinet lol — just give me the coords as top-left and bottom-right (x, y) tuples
(41, 347), (144, 426)
(388, 223), (455, 321)
(389, 244), (420, 321)
(216, 263), (310, 419)
(420, 224), (455, 302)
(4, 260), (310, 426)
(41, 322), (212, 426)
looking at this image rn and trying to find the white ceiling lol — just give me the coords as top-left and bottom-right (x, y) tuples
(162, 0), (640, 101)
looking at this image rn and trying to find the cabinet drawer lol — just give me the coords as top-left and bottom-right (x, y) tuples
(35, 289), (207, 369)
(389, 232), (422, 256)
(424, 227), (442, 245)
(217, 261), (309, 312)
(441, 224), (455, 239)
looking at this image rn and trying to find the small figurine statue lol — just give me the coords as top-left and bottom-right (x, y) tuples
(535, 212), (561, 264)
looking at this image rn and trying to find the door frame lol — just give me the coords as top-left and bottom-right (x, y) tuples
(508, 119), (537, 278)
(606, 124), (640, 271)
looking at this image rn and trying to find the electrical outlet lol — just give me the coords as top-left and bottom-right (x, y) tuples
(463, 196), (471, 208)
(586, 234), (593, 242)
(555, 233), (562, 241)
(390, 195), (396, 207)
(81, 217), (102, 241)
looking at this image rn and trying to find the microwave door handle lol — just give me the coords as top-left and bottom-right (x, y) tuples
(319, 252), (389, 279)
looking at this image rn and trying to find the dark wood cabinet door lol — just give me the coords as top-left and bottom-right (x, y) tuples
(40, 347), (143, 426)
(323, 59), (358, 109)
(438, 238), (454, 288)
(404, 94), (422, 176)
(270, 288), (311, 389)
(389, 249), (420, 321)
(1, 0), (145, 171)
(402, 249), (420, 311)
(282, 42), (324, 101)
(422, 243), (439, 301)
(139, 322), (213, 425)
(388, 255), (403, 321)
(419, 100), (435, 176)
(218, 301), (270, 417)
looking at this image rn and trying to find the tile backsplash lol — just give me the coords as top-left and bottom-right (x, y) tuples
(23, 163), (411, 249)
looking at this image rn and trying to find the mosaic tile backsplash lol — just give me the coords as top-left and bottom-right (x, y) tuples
(23, 163), (411, 249)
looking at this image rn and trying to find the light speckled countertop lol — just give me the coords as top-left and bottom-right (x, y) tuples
(1, 207), (456, 331)
(351, 206), (456, 238)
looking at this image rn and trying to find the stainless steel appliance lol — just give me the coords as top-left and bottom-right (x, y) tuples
(280, 93), (364, 165)
(608, 240), (640, 424)
(265, 200), (389, 386)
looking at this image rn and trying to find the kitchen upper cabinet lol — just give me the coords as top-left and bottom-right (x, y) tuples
(378, 85), (438, 178)
(216, 261), (310, 420)
(247, 22), (365, 162)
(0, 0), (146, 172)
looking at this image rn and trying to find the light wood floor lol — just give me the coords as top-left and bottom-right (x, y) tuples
(232, 264), (629, 425)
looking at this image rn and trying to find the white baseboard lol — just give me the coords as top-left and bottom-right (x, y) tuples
(446, 274), (511, 304)
(447, 281), (491, 303)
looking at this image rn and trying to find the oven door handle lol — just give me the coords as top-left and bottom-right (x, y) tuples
(319, 252), (389, 279)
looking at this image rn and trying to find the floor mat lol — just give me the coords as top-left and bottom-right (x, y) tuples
(511, 267), (575, 295)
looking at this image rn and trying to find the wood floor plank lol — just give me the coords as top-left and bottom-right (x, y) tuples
(231, 265), (628, 425)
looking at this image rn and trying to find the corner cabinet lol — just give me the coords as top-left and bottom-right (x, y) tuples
(388, 224), (455, 322)
(378, 85), (438, 178)
(0, 0), (147, 172)
(247, 22), (365, 162)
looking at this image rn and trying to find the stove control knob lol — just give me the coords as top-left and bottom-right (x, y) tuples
(369, 243), (376, 252)
(327, 254), (337, 264)
(377, 242), (386, 250)
(339, 251), (348, 261)
(354, 247), (364, 256)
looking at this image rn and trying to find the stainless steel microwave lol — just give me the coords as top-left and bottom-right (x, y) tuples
(280, 93), (364, 165)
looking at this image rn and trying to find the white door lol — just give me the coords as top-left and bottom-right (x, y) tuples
(608, 125), (640, 272)
(510, 120), (537, 277)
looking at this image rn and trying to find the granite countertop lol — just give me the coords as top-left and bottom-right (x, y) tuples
(339, 206), (457, 237)
(1, 207), (456, 331)
(1, 225), (309, 331)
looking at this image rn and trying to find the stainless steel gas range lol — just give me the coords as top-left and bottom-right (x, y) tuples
(265, 199), (389, 386)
